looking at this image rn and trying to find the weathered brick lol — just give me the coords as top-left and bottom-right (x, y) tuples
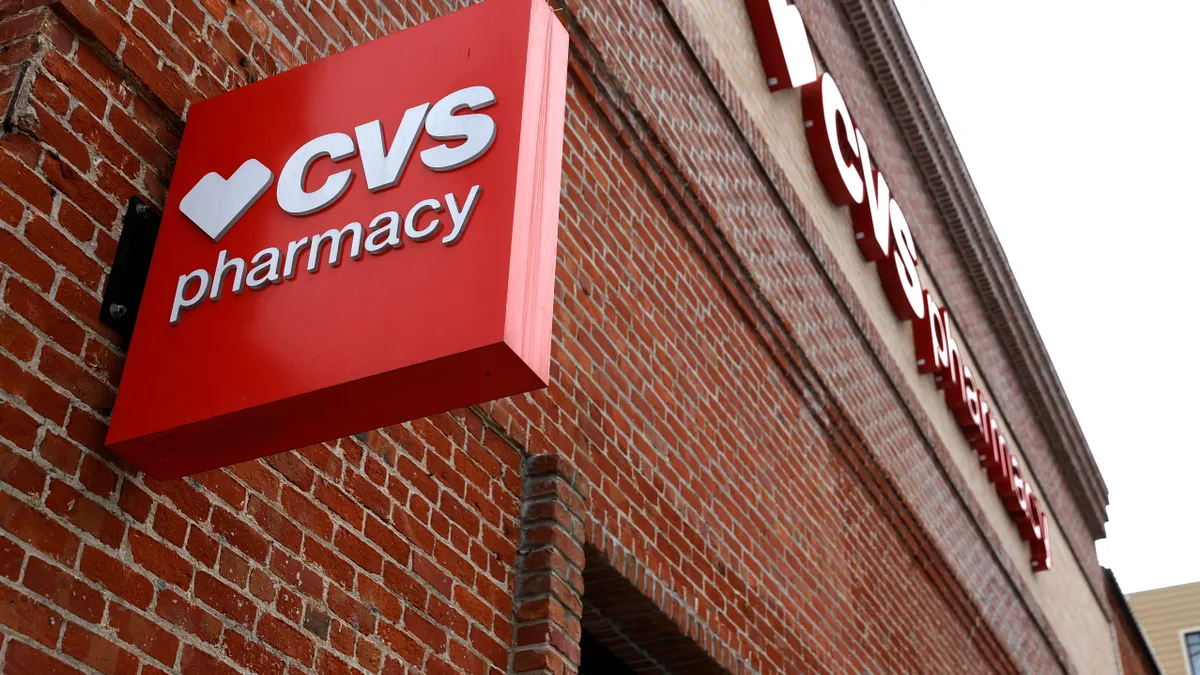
(61, 621), (141, 674)
(23, 556), (104, 622)
(257, 612), (316, 664)
(0, 581), (63, 647)
(80, 546), (153, 608)
(0, 489), (79, 563)
(108, 603), (180, 666)
(0, 443), (46, 495)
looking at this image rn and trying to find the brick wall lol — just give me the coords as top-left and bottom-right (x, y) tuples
(1104, 571), (1160, 675)
(0, 0), (1137, 673)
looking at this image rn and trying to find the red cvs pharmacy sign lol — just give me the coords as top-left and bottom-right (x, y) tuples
(746, 0), (1052, 571)
(106, 0), (569, 478)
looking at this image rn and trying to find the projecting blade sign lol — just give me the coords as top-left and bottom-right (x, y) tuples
(105, 0), (569, 479)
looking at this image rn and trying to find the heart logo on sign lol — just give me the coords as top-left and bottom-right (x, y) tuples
(179, 159), (275, 242)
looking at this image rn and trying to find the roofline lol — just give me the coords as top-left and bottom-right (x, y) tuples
(837, 0), (1110, 537)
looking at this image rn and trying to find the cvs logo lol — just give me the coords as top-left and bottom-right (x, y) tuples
(178, 85), (497, 241)
(167, 85), (497, 325)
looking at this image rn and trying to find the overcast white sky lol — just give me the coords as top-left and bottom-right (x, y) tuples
(888, 1), (1199, 593)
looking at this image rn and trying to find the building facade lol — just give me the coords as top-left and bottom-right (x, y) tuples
(0, 0), (1160, 673)
(1128, 582), (1200, 675)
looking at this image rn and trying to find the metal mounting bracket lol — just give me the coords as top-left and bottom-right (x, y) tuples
(100, 197), (161, 343)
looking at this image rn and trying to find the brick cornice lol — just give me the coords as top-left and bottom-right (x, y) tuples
(836, 0), (1110, 538)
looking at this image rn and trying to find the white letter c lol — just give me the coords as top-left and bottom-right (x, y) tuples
(277, 133), (356, 216)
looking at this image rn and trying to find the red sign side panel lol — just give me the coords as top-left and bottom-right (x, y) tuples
(505, 1), (570, 386)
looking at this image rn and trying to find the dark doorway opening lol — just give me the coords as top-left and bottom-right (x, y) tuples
(580, 629), (638, 675)
(579, 547), (728, 675)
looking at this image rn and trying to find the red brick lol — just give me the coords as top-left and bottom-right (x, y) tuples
(357, 574), (403, 622)
(80, 546), (153, 608)
(186, 526), (219, 568)
(0, 180), (23, 225)
(265, 451), (315, 490)
(54, 277), (121, 343)
(317, 649), (356, 675)
(130, 8), (194, 72)
(382, 563), (428, 610)
(0, 401), (40, 451)
(298, 444), (341, 477)
(23, 556), (105, 622)
(129, 528), (192, 588)
(154, 588), (223, 645)
(0, 535), (23, 580)
(81, 337), (121, 387)
(193, 468), (247, 510)
(78, 453), (118, 497)
(151, 506), (188, 546)
(32, 67), (70, 116)
(315, 478), (364, 528)
(61, 621), (141, 675)
(0, 350), (70, 422)
(345, 470), (389, 519)
(404, 609), (447, 651)
(227, 460), (280, 500)
(108, 603), (180, 666)
(116, 35), (190, 116)
(0, 581), (62, 647)
(42, 153), (119, 226)
(274, 586), (302, 623)
(0, 489), (79, 563)
(257, 612), (315, 664)
(64, 405), (107, 453)
(45, 479), (125, 548)
(334, 527), (382, 575)
(327, 583), (375, 634)
(269, 547), (324, 599)
(280, 484), (333, 540)
(68, 106), (139, 177)
(37, 432), (80, 475)
(426, 594), (469, 641)
(93, 159), (142, 206)
(210, 507), (269, 562)
(412, 554), (454, 600)
(249, 567), (275, 602)
(0, 150), (52, 215)
(217, 546), (249, 587)
(0, 228), (56, 291)
(377, 621), (424, 666)
(328, 619), (356, 658)
(31, 103), (91, 172)
(4, 279), (84, 355)
(41, 51), (107, 117)
(223, 629), (285, 675)
(247, 495), (303, 552)
(55, 200), (96, 244)
(74, 42), (131, 108)
(0, 313), (39, 363)
(142, 474), (210, 520)
(179, 644), (236, 675)
(364, 515), (411, 566)
(301, 535), (354, 590)
(194, 570), (256, 627)
(0, 444), (46, 495)
(4, 640), (84, 675)
(38, 346), (113, 412)
(356, 637), (383, 672)
(116, 479), (151, 522)
(132, 95), (180, 153)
